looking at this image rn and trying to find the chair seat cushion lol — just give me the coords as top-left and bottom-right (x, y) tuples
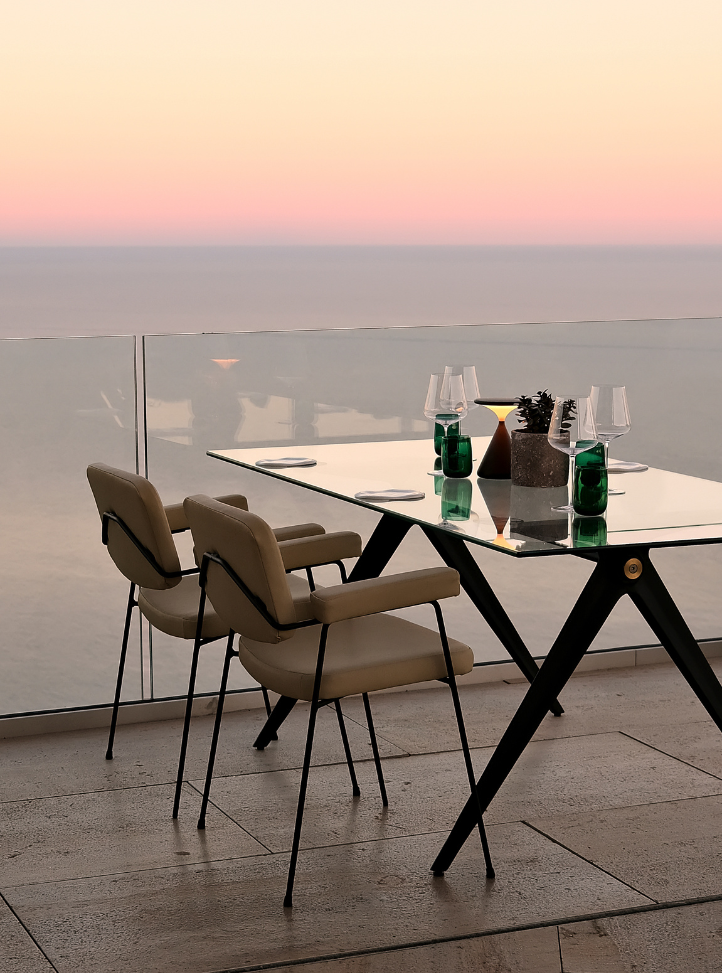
(139, 573), (315, 640)
(238, 613), (473, 701)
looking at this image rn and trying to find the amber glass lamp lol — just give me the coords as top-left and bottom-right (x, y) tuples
(475, 398), (517, 479)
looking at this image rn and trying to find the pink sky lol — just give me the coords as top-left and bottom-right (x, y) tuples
(1, 1), (721, 244)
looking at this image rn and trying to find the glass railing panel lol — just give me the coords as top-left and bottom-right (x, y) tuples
(143, 320), (722, 674)
(0, 336), (138, 715)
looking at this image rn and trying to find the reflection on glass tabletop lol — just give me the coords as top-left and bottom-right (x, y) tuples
(208, 440), (722, 557)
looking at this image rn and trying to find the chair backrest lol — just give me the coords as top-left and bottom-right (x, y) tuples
(184, 494), (297, 644)
(87, 463), (182, 590)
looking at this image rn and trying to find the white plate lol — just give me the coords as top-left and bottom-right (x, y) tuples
(608, 460), (648, 473)
(354, 489), (425, 502)
(255, 457), (317, 469)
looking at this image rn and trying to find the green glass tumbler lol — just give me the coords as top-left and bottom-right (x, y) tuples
(442, 434), (473, 478)
(572, 515), (608, 548)
(441, 477), (473, 521)
(434, 420), (460, 455)
(433, 457), (444, 494)
(573, 441), (608, 515)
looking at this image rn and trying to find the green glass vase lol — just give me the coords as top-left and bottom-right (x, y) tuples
(573, 442), (608, 516)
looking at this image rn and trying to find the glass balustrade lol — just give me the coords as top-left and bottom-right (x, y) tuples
(3, 319), (722, 717)
(0, 335), (138, 715)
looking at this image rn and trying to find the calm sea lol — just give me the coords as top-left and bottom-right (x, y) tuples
(2, 245), (722, 337)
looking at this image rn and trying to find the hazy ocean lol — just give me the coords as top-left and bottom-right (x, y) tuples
(2, 245), (722, 714)
(2, 246), (722, 337)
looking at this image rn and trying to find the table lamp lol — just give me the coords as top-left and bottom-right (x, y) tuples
(475, 398), (517, 479)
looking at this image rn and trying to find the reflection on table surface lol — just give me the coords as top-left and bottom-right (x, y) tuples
(208, 439), (722, 557)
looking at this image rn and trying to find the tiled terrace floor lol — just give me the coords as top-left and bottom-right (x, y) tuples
(3, 659), (722, 972)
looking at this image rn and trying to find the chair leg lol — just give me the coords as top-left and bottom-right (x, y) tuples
(305, 567), (316, 591)
(432, 601), (494, 879)
(106, 582), (137, 760)
(284, 625), (328, 909)
(334, 699), (360, 797)
(260, 686), (278, 741)
(363, 693), (388, 807)
(173, 587), (209, 819)
(197, 630), (236, 830)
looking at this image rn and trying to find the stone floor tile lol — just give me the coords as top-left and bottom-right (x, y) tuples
(596, 901), (722, 973)
(268, 925), (562, 972)
(625, 721), (722, 779)
(530, 795), (722, 901)
(0, 895), (54, 973)
(197, 731), (722, 853)
(5, 826), (646, 973)
(0, 782), (266, 887)
(342, 660), (722, 756)
(559, 919), (630, 972)
(0, 703), (405, 803)
(341, 681), (528, 754)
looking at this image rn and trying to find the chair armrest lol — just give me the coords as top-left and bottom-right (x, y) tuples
(273, 522), (325, 542)
(214, 494), (249, 511)
(279, 531), (362, 571)
(310, 567), (460, 624)
(164, 503), (189, 533)
(166, 494), (248, 533)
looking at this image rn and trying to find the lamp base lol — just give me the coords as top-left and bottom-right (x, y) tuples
(477, 421), (511, 479)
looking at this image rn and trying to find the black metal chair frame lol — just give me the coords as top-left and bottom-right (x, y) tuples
(99, 509), (350, 810)
(100, 511), (224, 761)
(191, 549), (495, 908)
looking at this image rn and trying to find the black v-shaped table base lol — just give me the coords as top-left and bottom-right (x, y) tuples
(431, 545), (722, 875)
(254, 512), (560, 749)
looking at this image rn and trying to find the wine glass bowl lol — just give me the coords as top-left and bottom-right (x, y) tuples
(589, 385), (631, 446)
(590, 385), (631, 497)
(440, 367), (469, 423)
(548, 395), (598, 458)
(424, 372), (467, 430)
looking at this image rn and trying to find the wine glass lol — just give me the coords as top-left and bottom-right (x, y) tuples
(590, 385), (631, 496)
(424, 371), (468, 435)
(548, 395), (598, 457)
(548, 395), (598, 511)
(446, 364), (480, 412)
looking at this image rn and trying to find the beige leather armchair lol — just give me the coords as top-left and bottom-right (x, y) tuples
(183, 494), (494, 908)
(86, 464), (361, 809)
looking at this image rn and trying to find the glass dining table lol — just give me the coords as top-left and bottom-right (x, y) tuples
(209, 438), (722, 877)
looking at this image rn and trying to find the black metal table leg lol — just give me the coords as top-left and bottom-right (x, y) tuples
(422, 524), (564, 717)
(629, 554), (722, 730)
(253, 694), (297, 749)
(348, 513), (414, 582)
(431, 550), (630, 875)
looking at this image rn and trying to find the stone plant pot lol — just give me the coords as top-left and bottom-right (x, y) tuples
(509, 484), (569, 543)
(510, 430), (569, 488)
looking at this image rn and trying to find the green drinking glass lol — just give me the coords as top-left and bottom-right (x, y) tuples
(572, 515), (608, 548)
(441, 477), (473, 521)
(441, 434), (473, 478)
(573, 441), (608, 515)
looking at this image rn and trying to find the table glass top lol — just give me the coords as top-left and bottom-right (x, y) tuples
(208, 440), (722, 557)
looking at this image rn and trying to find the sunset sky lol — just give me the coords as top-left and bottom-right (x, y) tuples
(1, 1), (721, 244)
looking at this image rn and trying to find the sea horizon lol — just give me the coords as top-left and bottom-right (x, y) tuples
(1, 244), (721, 340)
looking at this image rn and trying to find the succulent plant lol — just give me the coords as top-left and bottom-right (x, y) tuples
(515, 390), (575, 434)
